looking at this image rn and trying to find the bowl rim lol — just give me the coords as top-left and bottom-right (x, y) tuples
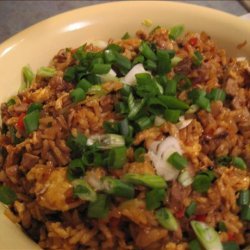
(0, 0), (250, 53)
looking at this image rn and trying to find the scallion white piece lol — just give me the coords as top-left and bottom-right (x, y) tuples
(148, 136), (183, 181)
(87, 134), (125, 149)
(123, 63), (149, 85)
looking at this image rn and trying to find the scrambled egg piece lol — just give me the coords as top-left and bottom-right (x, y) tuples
(27, 166), (80, 211)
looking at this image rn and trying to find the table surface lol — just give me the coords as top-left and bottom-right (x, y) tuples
(0, 0), (248, 44)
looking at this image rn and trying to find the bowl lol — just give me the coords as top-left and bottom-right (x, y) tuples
(0, 1), (249, 249)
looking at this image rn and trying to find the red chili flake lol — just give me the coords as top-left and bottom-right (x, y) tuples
(175, 209), (185, 219)
(194, 214), (206, 222)
(189, 37), (198, 46)
(228, 232), (236, 241)
(16, 113), (26, 131)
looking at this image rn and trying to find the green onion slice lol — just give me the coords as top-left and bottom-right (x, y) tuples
(102, 177), (134, 199)
(87, 194), (110, 219)
(108, 146), (127, 169)
(23, 110), (40, 134)
(191, 221), (223, 250)
(0, 186), (17, 205)
(146, 188), (165, 210)
(123, 173), (167, 189)
(87, 134), (125, 150)
(167, 152), (188, 170)
(156, 208), (179, 231)
(72, 179), (96, 202)
(169, 25), (184, 40)
(37, 66), (56, 78)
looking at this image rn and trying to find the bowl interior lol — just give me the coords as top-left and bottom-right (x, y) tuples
(0, 1), (249, 249)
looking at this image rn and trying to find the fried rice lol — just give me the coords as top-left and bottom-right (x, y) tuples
(0, 25), (249, 250)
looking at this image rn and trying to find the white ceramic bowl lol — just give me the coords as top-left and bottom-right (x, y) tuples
(0, 1), (249, 249)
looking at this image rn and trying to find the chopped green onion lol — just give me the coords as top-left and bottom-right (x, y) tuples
(73, 45), (86, 61)
(232, 156), (247, 170)
(240, 205), (250, 221)
(0, 186), (17, 205)
(191, 221), (223, 250)
(189, 239), (202, 250)
(106, 44), (122, 52)
(169, 25), (184, 40)
(167, 152), (188, 170)
(102, 177), (134, 199)
(91, 57), (104, 65)
(238, 190), (250, 206)
(113, 51), (132, 73)
(115, 102), (128, 114)
(87, 194), (110, 219)
(27, 102), (42, 114)
(192, 51), (203, 66)
(70, 88), (86, 103)
(103, 121), (119, 134)
(215, 156), (232, 166)
(159, 95), (189, 110)
(6, 98), (16, 107)
(188, 88), (206, 102)
(196, 96), (211, 112)
(135, 73), (161, 97)
(216, 221), (227, 232)
(108, 146), (127, 169)
(146, 188), (165, 210)
(66, 132), (87, 158)
(37, 66), (56, 78)
(128, 98), (145, 120)
(87, 84), (106, 96)
(134, 147), (146, 162)
(139, 42), (157, 61)
(67, 158), (85, 180)
(104, 49), (116, 63)
(222, 242), (240, 250)
(86, 74), (101, 84)
(135, 116), (153, 130)
(189, 89), (211, 111)
(164, 109), (181, 123)
(171, 56), (183, 66)
(87, 134), (125, 149)
(157, 49), (171, 74)
(21, 65), (34, 91)
(178, 169), (193, 187)
(185, 201), (197, 218)
(144, 59), (157, 71)
(174, 73), (192, 90)
(91, 64), (111, 75)
(123, 173), (167, 189)
(165, 79), (177, 96)
(128, 92), (135, 111)
(23, 110), (40, 134)
(82, 148), (103, 167)
(192, 173), (213, 193)
(133, 55), (145, 65)
(77, 79), (92, 92)
(186, 104), (199, 114)
(156, 208), (179, 231)
(121, 32), (130, 40)
(64, 66), (76, 82)
(72, 179), (96, 202)
(118, 119), (129, 136)
(207, 88), (226, 102)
